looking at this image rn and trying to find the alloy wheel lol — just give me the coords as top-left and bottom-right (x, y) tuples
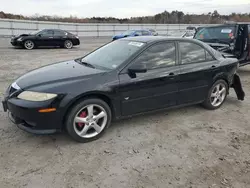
(210, 83), (227, 107)
(65, 40), (73, 49)
(24, 40), (34, 49)
(73, 104), (108, 138)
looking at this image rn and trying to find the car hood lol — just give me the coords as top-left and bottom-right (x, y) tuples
(15, 60), (105, 89)
(13, 34), (31, 38)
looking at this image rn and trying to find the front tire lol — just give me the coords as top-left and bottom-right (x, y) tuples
(66, 98), (112, 143)
(24, 40), (35, 50)
(202, 79), (228, 110)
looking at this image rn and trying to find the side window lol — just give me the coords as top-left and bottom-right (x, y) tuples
(135, 31), (142, 36)
(132, 42), (176, 69)
(40, 30), (54, 37)
(205, 51), (215, 61)
(179, 42), (206, 64)
(142, 31), (149, 35)
(54, 30), (66, 36)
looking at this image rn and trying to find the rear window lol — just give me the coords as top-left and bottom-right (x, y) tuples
(194, 26), (236, 40)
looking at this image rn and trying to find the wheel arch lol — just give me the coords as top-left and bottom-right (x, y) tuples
(62, 92), (114, 128)
(212, 72), (230, 89)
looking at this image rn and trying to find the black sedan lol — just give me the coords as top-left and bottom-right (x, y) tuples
(10, 29), (80, 49)
(2, 36), (245, 143)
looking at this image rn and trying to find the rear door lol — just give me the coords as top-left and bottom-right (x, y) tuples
(177, 41), (220, 105)
(53, 30), (67, 46)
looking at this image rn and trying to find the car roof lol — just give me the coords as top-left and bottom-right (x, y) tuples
(43, 29), (65, 31)
(120, 36), (200, 43)
(120, 36), (222, 57)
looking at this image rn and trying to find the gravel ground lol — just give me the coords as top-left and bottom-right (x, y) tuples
(0, 37), (250, 188)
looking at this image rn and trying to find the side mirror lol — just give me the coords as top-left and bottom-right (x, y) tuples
(128, 64), (147, 74)
(37, 34), (41, 37)
(134, 34), (139, 36)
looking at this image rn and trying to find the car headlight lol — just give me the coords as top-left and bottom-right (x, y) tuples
(17, 91), (57, 101)
(17, 37), (23, 41)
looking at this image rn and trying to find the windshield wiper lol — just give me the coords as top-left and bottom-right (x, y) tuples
(81, 62), (95, 69)
(75, 59), (95, 69)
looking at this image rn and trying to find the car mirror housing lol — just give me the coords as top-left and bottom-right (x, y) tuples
(128, 64), (147, 74)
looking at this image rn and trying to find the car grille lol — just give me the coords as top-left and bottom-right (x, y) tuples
(9, 86), (18, 95)
(8, 82), (20, 96)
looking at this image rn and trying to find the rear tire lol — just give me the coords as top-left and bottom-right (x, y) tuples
(64, 40), (73, 49)
(66, 98), (112, 143)
(202, 79), (228, 110)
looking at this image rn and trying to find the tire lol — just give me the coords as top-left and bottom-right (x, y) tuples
(66, 98), (112, 143)
(64, 40), (73, 49)
(24, 40), (35, 50)
(202, 79), (228, 110)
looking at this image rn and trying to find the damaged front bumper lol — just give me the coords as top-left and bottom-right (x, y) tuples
(231, 73), (245, 101)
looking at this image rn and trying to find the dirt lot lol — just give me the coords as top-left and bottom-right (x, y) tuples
(0, 37), (250, 188)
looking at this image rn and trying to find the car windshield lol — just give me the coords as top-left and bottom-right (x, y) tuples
(29, 30), (43, 35)
(80, 40), (145, 70)
(194, 26), (236, 40)
(122, 30), (135, 35)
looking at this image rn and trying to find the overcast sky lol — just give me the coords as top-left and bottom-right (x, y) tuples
(1, 0), (250, 18)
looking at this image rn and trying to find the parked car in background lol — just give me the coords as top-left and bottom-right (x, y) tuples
(182, 26), (197, 38)
(194, 23), (250, 66)
(181, 30), (195, 38)
(147, 28), (158, 36)
(2, 36), (244, 143)
(10, 29), (80, 49)
(112, 29), (152, 40)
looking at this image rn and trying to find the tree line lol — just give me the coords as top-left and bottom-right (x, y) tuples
(0, 10), (250, 24)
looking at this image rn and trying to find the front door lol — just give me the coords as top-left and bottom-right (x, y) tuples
(177, 41), (220, 105)
(36, 30), (54, 46)
(119, 41), (180, 116)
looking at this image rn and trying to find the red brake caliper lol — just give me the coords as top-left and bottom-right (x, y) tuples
(78, 111), (87, 128)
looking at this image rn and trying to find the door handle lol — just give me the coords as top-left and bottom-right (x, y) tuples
(159, 72), (175, 81)
(211, 65), (217, 69)
(168, 73), (175, 79)
(49, 37), (53, 39)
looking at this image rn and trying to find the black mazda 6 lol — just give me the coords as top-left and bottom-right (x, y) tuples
(2, 36), (245, 142)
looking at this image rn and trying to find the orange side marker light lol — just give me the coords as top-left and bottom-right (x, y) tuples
(38, 108), (56, 113)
